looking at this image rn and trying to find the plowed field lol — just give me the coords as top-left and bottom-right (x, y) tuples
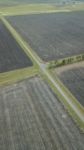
(0, 77), (84, 150)
(7, 11), (84, 61)
(0, 21), (32, 73)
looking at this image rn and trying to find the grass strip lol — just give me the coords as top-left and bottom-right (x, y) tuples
(0, 67), (38, 86)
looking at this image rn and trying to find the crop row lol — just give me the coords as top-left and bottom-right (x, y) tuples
(0, 76), (84, 149)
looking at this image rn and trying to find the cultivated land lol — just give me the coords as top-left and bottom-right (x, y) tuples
(0, 76), (84, 150)
(53, 61), (84, 106)
(0, 0), (83, 7)
(7, 11), (84, 62)
(0, 20), (33, 73)
(1, 16), (84, 129)
(0, 1), (84, 148)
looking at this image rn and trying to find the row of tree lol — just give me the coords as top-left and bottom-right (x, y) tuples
(48, 54), (84, 69)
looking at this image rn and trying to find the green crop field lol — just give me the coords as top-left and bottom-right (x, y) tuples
(0, 0), (84, 8)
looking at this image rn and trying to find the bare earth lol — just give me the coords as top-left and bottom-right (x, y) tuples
(56, 61), (84, 74)
(55, 61), (84, 106)
(0, 76), (84, 150)
(0, 21), (32, 73)
(7, 11), (84, 62)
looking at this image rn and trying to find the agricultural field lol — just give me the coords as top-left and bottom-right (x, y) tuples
(53, 61), (84, 106)
(7, 11), (84, 62)
(0, 76), (84, 150)
(0, 0), (83, 8)
(0, 20), (33, 73)
(0, 0), (65, 8)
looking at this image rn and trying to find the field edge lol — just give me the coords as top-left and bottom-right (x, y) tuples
(0, 66), (38, 86)
(40, 70), (84, 132)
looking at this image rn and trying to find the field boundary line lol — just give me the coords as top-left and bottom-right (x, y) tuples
(2, 9), (71, 16)
(0, 67), (38, 86)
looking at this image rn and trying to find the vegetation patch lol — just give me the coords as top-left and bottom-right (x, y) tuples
(0, 67), (38, 86)
(47, 54), (84, 69)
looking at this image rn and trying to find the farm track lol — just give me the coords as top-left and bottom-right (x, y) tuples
(0, 77), (84, 150)
(6, 11), (84, 62)
(0, 20), (32, 73)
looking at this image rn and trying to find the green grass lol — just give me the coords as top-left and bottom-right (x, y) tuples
(0, 3), (84, 16)
(0, 67), (38, 86)
(0, 4), (63, 15)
